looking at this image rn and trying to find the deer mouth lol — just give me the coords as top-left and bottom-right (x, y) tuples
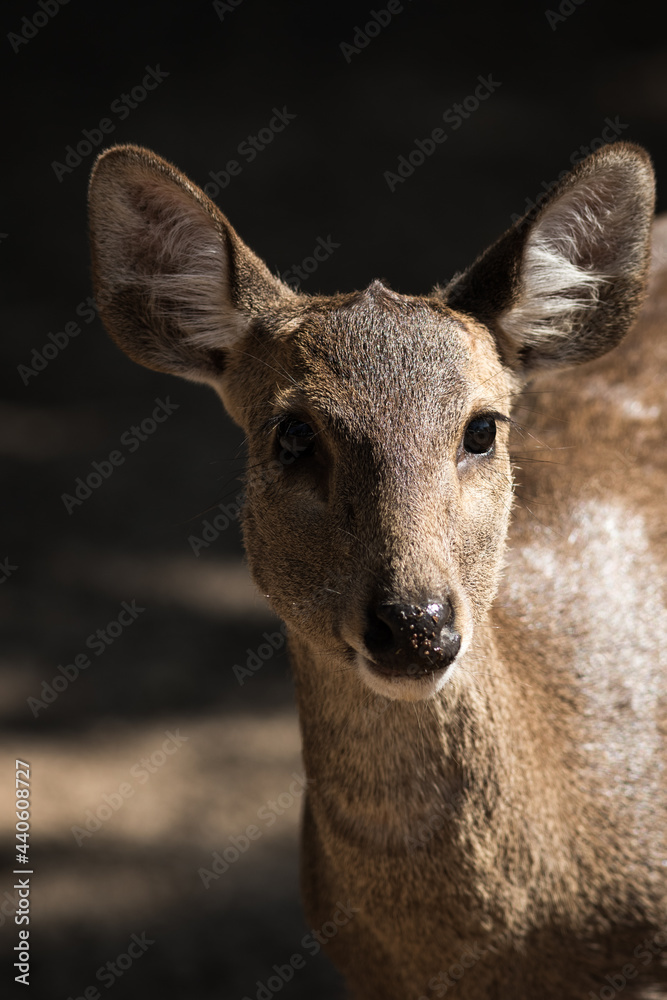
(354, 650), (459, 701)
(367, 644), (460, 678)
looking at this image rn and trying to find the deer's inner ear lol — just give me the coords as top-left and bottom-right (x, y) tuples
(88, 144), (296, 384)
(443, 143), (654, 374)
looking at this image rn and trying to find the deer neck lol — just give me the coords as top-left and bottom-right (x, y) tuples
(289, 624), (518, 851)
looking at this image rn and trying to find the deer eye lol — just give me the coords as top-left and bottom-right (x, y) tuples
(463, 415), (496, 455)
(278, 418), (316, 460)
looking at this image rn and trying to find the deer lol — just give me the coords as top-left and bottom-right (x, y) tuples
(88, 141), (667, 999)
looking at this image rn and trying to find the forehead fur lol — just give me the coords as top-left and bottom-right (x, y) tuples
(272, 280), (506, 429)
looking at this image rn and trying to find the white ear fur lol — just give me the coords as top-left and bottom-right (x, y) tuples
(90, 146), (295, 381)
(120, 182), (249, 354)
(442, 145), (654, 373)
(498, 173), (627, 348)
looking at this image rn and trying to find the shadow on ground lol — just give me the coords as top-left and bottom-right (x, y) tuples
(0, 373), (345, 998)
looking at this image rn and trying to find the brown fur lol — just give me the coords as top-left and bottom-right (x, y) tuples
(88, 142), (667, 999)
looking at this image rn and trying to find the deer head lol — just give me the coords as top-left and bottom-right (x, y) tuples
(88, 142), (654, 703)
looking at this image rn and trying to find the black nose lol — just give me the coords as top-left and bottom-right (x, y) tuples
(363, 601), (461, 676)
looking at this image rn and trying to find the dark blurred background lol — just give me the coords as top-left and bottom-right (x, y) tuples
(1, 1), (666, 997)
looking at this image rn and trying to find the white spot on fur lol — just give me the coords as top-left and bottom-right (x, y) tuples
(506, 501), (666, 843)
(622, 399), (660, 420)
(580, 376), (661, 421)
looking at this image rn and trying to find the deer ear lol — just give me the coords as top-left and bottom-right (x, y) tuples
(88, 144), (295, 383)
(443, 143), (655, 373)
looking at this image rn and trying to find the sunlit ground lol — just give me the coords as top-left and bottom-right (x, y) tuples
(0, 394), (345, 1000)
